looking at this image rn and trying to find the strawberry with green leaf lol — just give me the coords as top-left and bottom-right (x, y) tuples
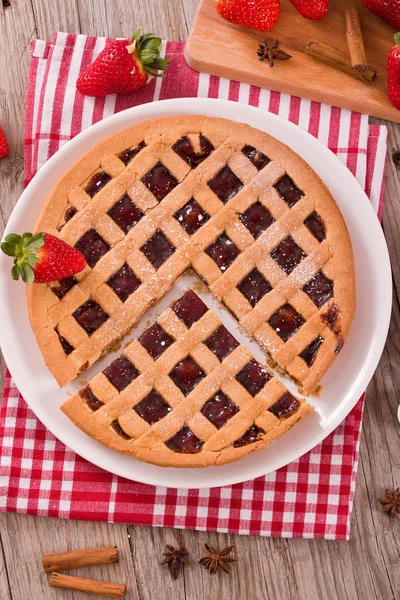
(1, 232), (86, 284)
(76, 30), (169, 97)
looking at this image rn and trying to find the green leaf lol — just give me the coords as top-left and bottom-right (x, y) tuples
(11, 265), (20, 281)
(131, 29), (141, 43)
(141, 37), (161, 51)
(4, 233), (21, 245)
(21, 232), (33, 245)
(141, 54), (158, 66)
(141, 50), (157, 60)
(25, 251), (40, 265)
(136, 32), (169, 76)
(146, 69), (166, 78)
(1, 242), (16, 257)
(20, 263), (35, 284)
(149, 57), (170, 70)
(25, 232), (45, 250)
(139, 32), (155, 43)
(141, 47), (158, 57)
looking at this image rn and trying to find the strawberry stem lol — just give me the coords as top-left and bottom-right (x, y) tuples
(394, 33), (400, 46)
(1, 232), (45, 284)
(129, 30), (170, 78)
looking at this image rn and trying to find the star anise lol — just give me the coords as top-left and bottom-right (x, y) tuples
(161, 545), (189, 580)
(199, 544), (236, 575)
(378, 488), (400, 518)
(257, 39), (292, 68)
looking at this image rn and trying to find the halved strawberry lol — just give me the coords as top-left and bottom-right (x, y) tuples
(1, 232), (86, 284)
(76, 30), (169, 97)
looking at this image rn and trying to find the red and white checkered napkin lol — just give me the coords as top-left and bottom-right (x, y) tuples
(0, 33), (388, 540)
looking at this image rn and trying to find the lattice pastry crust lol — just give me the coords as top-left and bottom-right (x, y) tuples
(61, 290), (312, 467)
(28, 115), (355, 401)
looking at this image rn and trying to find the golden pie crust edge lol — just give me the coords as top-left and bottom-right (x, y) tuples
(61, 392), (312, 467)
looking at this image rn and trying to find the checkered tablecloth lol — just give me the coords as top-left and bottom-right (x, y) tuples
(0, 33), (388, 540)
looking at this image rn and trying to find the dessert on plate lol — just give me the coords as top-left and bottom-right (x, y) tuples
(63, 289), (312, 467)
(21, 115), (355, 466)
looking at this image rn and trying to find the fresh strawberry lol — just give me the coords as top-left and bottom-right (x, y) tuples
(76, 30), (169, 97)
(361, 0), (400, 31)
(0, 126), (9, 158)
(388, 33), (400, 110)
(214, 0), (280, 32)
(1, 232), (86, 284)
(289, 0), (328, 20)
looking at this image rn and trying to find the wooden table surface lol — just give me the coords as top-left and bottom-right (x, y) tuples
(0, 1), (399, 599)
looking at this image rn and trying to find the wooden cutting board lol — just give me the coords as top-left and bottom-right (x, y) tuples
(185, 0), (400, 122)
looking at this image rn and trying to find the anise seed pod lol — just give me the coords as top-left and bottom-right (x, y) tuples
(161, 545), (189, 580)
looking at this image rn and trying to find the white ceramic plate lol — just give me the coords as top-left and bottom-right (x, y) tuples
(0, 98), (392, 489)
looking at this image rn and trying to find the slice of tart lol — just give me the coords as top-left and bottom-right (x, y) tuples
(62, 290), (312, 467)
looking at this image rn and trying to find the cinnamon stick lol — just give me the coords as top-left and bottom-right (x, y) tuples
(42, 546), (119, 572)
(345, 7), (367, 72)
(304, 40), (377, 84)
(49, 572), (126, 598)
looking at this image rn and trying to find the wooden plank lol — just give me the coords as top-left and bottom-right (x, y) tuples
(185, 0), (400, 123)
(0, 0), (37, 394)
(0, 512), (140, 600)
(130, 526), (273, 600)
(30, 0), (81, 40)
(378, 119), (400, 294)
(327, 288), (400, 600)
(128, 526), (187, 600)
(0, 530), (12, 600)
(73, 0), (191, 40)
